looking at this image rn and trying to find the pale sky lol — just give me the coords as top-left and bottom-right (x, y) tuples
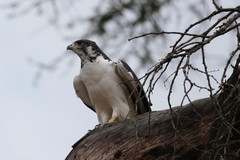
(0, 1), (98, 160)
(0, 1), (239, 160)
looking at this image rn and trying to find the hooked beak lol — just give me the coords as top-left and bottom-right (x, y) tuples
(67, 44), (75, 51)
(67, 44), (74, 51)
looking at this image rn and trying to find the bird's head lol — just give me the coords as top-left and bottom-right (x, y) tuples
(67, 39), (110, 63)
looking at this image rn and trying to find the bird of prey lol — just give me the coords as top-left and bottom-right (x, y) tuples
(67, 39), (150, 124)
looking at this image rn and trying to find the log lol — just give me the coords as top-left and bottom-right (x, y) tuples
(66, 98), (217, 160)
(66, 64), (240, 160)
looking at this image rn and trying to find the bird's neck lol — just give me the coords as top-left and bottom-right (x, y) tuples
(81, 55), (111, 68)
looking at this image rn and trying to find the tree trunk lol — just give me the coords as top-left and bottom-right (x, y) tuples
(66, 66), (240, 160)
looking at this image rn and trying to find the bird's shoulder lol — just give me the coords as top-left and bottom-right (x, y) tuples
(113, 60), (136, 79)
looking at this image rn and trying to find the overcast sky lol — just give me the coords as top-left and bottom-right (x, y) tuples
(0, 1), (239, 160)
(0, 1), (99, 160)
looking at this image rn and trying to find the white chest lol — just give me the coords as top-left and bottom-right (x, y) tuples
(79, 58), (126, 106)
(80, 58), (115, 85)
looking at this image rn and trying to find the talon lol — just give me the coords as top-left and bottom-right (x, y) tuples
(94, 124), (103, 128)
(109, 116), (118, 123)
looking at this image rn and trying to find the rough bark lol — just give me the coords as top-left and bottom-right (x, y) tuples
(66, 66), (240, 160)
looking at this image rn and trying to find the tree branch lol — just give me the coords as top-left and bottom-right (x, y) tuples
(65, 58), (240, 159)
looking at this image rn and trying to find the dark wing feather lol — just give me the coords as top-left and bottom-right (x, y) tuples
(115, 60), (151, 114)
(73, 75), (95, 112)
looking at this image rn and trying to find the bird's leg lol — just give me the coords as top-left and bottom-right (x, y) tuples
(108, 115), (118, 123)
